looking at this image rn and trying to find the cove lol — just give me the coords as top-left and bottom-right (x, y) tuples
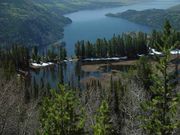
(62, 0), (180, 56)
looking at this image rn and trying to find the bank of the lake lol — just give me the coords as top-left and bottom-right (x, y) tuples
(61, 0), (180, 56)
(33, 0), (180, 89)
(106, 4), (180, 30)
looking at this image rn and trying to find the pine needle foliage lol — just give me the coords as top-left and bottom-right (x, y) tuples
(140, 20), (180, 135)
(93, 100), (113, 135)
(39, 84), (85, 135)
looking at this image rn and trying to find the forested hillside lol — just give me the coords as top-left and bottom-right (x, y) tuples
(0, 0), (145, 47)
(0, 0), (71, 47)
(106, 4), (180, 30)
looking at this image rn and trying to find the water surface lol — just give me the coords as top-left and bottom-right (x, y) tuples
(63, 0), (180, 56)
(32, 0), (180, 90)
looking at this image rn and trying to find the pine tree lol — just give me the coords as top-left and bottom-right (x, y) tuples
(136, 56), (153, 90)
(39, 84), (85, 135)
(81, 41), (85, 59)
(75, 41), (81, 58)
(140, 20), (179, 135)
(32, 46), (38, 62)
(59, 45), (67, 60)
(74, 32), (148, 59)
(93, 100), (112, 135)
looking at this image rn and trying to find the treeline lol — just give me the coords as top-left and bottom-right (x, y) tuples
(75, 32), (148, 59)
(0, 45), (30, 78)
(0, 43), (67, 78)
(149, 29), (180, 50)
(31, 44), (67, 63)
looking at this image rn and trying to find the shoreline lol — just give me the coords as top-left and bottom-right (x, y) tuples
(47, 0), (149, 48)
(29, 50), (179, 70)
(81, 59), (137, 72)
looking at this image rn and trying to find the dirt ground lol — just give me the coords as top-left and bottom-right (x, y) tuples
(81, 60), (137, 72)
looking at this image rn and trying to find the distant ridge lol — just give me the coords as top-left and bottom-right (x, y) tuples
(106, 4), (180, 30)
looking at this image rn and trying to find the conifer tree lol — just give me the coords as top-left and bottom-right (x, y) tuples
(75, 41), (81, 58)
(32, 46), (38, 62)
(39, 84), (85, 135)
(74, 32), (148, 59)
(93, 100), (112, 135)
(136, 56), (153, 90)
(59, 45), (67, 60)
(140, 20), (179, 135)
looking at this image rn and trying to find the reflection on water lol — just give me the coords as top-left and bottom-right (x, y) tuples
(30, 61), (134, 91)
(63, 0), (180, 56)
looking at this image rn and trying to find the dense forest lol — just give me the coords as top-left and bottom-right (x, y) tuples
(106, 4), (180, 30)
(75, 30), (180, 59)
(0, 21), (179, 135)
(75, 32), (148, 59)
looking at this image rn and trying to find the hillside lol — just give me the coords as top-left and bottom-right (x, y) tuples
(0, 0), (145, 47)
(0, 0), (72, 46)
(106, 4), (180, 30)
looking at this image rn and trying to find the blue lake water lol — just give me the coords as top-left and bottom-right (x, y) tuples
(63, 0), (180, 56)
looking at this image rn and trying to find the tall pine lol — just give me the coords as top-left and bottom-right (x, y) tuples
(39, 84), (85, 135)
(140, 20), (179, 135)
(93, 100), (113, 135)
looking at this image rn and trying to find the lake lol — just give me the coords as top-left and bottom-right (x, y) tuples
(63, 0), (180, 56)
(31, 0), (180, 91)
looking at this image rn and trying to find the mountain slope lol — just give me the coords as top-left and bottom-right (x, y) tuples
(0, 0), (72, 46)
(106, 4), (180, 30)
(0, 0), (145, 46)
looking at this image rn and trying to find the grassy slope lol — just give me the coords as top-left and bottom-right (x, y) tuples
(0, 0), (145, 46)
(106, 4), (180, 30)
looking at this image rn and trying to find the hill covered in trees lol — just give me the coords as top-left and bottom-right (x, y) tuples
(0, 0), (146, 47)
(106, 4), (180, 30)
(0, 0), (72, 46)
